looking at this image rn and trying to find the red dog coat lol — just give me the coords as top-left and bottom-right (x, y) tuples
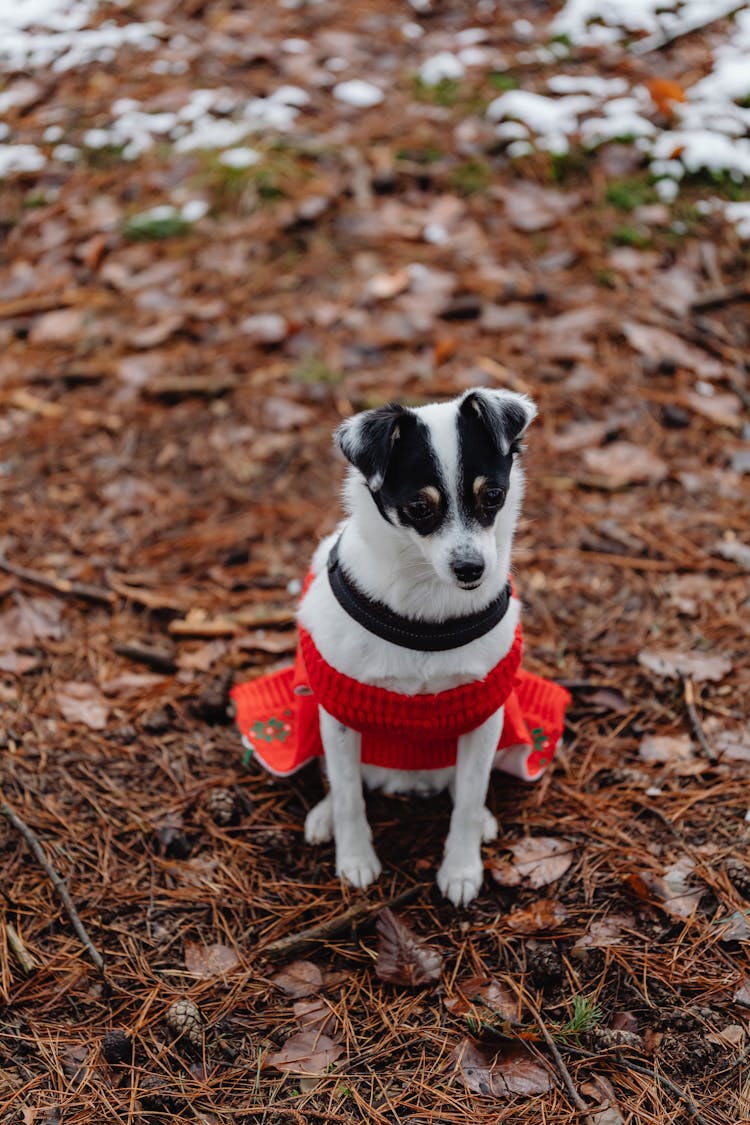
(232, 611), (570, 783)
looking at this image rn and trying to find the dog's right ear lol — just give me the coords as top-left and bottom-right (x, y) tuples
(335, 403), (411, 491)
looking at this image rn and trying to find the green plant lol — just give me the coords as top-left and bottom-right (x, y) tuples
(293, 355), (341, 386)
(123, 206), (191, 241)
(413, 75), (463, 106)
(555, 995), (603, 1043)
(489, 72), (519, 91)
(449, 157), (492, 196)
(606, 176), (657, 211)
(611, 223), (652, 248)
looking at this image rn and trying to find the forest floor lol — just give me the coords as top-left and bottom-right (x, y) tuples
(1, 1), (750, 1123)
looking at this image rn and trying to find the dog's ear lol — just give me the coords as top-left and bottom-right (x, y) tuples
(335, 403), (411, 490)
(460, 388), (537, 455)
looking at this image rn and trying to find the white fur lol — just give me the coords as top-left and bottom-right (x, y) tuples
(299, 389), (534, 906)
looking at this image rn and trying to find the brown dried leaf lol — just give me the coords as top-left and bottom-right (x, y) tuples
(639, 735), (694, 764)
(505, 898), (569, 933)
(622, 321), (722, 379)
(374, 908), (443, 987)
(582, 442), (668, 489)
(293, 997), (337, 1036)
(638, 647), (731, 682)
(734, 979), (750, 1006)
(572, 914), (636, 952)
(683, 390), (741, 430)
(719, 911), (750, 942)
(57, 681), (109, 730)
(581, 1074), (625, 1125)
(272, 961), (324, 998)
(0, 595), (64, 651)
(452, 1037), (552, 1097)
(627, 857), (703, 919)
(501, 183), (578, 233)
(0, 651), (40, 675)
(184, 940), (240, 979)
(445, 975), (518, 1022)
(265, 1030), (343, 1074)
(491, 837), (576, 890)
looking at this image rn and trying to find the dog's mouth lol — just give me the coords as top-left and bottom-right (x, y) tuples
(456, 580), (483, 591)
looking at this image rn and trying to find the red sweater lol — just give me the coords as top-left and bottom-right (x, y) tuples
(232, 613), (569, 783)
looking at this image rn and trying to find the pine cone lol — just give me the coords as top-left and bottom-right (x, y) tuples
(726, 857), (750, 900)
(139, 1073), (185, 1113)
(588, 1028), (644, 1052)
(101, 1030), (135, 1065)
(202, 787), (238, 826)
(165, 998), (203, 1050)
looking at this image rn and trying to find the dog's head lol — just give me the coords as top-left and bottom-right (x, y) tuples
(335, 388), (536, 590)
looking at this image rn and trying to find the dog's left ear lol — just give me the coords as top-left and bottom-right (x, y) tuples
(460, 388), (537, 455)
(335, 402), (412, 491)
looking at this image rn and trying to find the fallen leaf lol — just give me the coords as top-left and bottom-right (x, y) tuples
(505, 898), (569, 933)
(716, 539), (750, 571)
(572, 914), (636, 952)
(646, 77), (686, 116)
(712, 725), (750, 762)
(452, 1037), (552, 1097)
(707, 1023), (745, 1049)
(365, 269), (410, 301)
(57, 682), (109, 730)
(272, 961), (324, 998)
(293, 997), (337, 1036)
(622, 321), (722, 379)
(374, 908), (443, 987)
(29, 307), (90, 345)
(582, 1074), (625, 1124)
(683, 390), (741, 430)
(99, 673), (167, 697)
(184, 940), (240, 979)
(718, 911), (750, 942)
(0, 595), (64, 651)
(639, 735), (694, 764)
(444, 975), (518, 1022)
(177, 641), (229, 671)
(265, 1030), (344, 1074)
(582, 442), (668, 489)
(501, 183), (579, 233)
(490, 837), (576, 889)
(626, 857), (703, 919)
(638, 648), (731, 682)
(734, 979), (750, 1006)
(0, 651), (40, 674)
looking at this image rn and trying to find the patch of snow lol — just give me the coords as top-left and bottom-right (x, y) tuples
(219, 147), (261, 169)
(419, 52), (465, 86)
(333, 80), (384, 108)
(0, 143), (45, 173)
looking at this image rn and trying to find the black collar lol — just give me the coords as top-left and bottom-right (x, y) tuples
(326, 537), (512, 652)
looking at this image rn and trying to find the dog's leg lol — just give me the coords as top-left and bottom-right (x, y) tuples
(437, 707), (503, 906)
(318, 706), (381, 889)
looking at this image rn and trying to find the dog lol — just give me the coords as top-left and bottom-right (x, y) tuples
(296, 387), (537, 905)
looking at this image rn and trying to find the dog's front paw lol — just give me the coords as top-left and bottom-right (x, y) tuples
(481, 807), (498, 842)
(305, 795), (333, 844)
(337, 847), (382, 889)
(437, 855), (484, 906)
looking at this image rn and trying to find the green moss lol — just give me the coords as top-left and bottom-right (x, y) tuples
(293, 355), (342, 386)
(412, 75), (463, 107)
(489, 72), (519, 91)
(449, 157), (492, 196)
(611, 224), (652, 248)
(606, 177), (657, 211)
(124, 208), (191, 241)
(396, 145), (444, 165)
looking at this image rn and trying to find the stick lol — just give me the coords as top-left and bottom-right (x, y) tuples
(504, 979), (594, 1122)
(5, 922), (37, 973)
(0, 556), (114, 606)
(0, 797), (105, 975)
(563, 1044), (711, 1125)
(690, 285), (750, 312)
(261, 886), (420, 961)
(113, 640), (177, 674)
(681, 677), (717, 763)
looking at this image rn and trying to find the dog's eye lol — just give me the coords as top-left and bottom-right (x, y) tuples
(483, 487), (506, 509)
(405, 499), (434, 522)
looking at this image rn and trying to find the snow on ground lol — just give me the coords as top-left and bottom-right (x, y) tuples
(2, 0), (750, 235)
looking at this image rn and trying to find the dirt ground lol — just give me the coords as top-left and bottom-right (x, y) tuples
(1, 2), (750, 1123)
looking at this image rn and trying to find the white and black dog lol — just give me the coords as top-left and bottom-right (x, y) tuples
(297, 387), (536, 906)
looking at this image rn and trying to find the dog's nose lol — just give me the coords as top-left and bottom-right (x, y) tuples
(452, 559), (485, 585)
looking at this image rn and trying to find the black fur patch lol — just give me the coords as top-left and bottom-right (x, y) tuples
(457, 393), (524, 526)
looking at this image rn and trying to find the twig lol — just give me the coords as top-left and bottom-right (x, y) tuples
(690, 284), (750, 312)
(504, 978), (594, 1123)
(563, 1044), (711, 1125)
(4, 922), (37, 973)
(631, 2), (745, 55)
(0, 555), (114, 606)
(113, 640), (177, 674)
(261, 886), (420, 961)
(0, 796), (105, 975)
(681, 677), (717, 763)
